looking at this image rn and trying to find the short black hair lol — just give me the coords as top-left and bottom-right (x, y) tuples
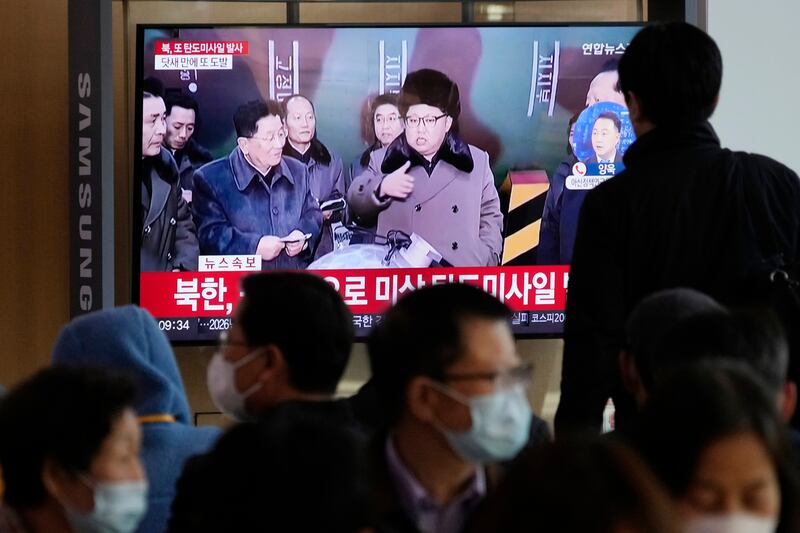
(360, 93), (402, 167)
(398, 69), (461, 120)
(0, 366), (137, 509)
(652, 309), (789, 394)
(633, 363), (800, 530)
(239, 272), (353, 395)
(367, 283), (511, 424)
(165, 91), (199, 118)
(566, 111), (580, 157)
(233, 99), (285, 138)
(625, 288), (725, 391)
(142, 76), (164, 99)
(594, 111), (621, 133)
(618, 22), (722, 126)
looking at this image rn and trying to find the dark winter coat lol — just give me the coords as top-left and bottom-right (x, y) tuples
(555, 121), (800, 435)
(140, 148), (199, 272)
(192, 148), (322, 270)
(348, 134), (503, 266)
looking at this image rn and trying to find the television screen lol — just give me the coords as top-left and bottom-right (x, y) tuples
(135, 23), (641, 342)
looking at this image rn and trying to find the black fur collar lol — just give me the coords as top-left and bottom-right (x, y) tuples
(283, 136), (332, 166)
(381, 132), (474, 174)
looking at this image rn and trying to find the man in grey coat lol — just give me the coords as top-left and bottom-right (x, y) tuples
(348, 69), (503, 266)
(282, 94), (346, 260)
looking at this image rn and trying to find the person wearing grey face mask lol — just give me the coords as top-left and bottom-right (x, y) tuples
(360, 283), (547, 533)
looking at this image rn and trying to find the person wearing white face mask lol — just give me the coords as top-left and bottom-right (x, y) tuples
(363, 283), (538, 533)
(0, 367), (148, 533)
(168, 271), (357, 532)
(631, 363), (800, 533)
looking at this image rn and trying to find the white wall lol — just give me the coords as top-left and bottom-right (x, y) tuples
(706, 0), (799, 173)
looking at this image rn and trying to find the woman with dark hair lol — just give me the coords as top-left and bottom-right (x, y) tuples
(0, 366), (146, 533)
(349, 93), (404, 190)
(633, 363), (800, 533)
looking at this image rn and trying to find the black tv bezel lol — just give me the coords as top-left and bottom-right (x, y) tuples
(132, 21), (643, 345)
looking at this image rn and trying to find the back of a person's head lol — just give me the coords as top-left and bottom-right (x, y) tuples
(654, 309), (789, 394)
(469, 437), (677, 533)
(626, 288), (724, 390)
(618, 22), (722, 127)
(368, 283), (511, 424)
(0, 366), (136, 510)
(209, 404), (371, 532)
(239, 272), (353, 395)
(51, 304), (192, 423)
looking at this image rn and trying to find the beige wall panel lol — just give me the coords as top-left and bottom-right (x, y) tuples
(0, 0), (69, 387)
(299, 2), (461, 23)
(126, 1), (287, 25)
(513, 0), (641, 22)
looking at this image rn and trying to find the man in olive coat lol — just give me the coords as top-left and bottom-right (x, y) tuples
(348, 69), (503, 266)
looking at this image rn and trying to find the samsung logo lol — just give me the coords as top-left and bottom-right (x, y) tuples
(77, 72), (93, 311)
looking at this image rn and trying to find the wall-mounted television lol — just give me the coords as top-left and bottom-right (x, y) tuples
(134, 23), (641, 342)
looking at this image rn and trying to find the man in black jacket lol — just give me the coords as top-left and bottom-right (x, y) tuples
(140, 81), (199, 271)
(168, 272), (359, 532)
(554, 22), (800, 435)
(162, 92), (213, 204)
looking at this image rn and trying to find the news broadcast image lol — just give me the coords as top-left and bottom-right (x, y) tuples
(136, 24), (640, 341)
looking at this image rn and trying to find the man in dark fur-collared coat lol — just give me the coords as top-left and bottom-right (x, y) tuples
(348, 69), (503, 267)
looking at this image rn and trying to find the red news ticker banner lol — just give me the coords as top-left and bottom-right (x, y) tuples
(154, 40), (249, 55)
(139, 266), (570, 318)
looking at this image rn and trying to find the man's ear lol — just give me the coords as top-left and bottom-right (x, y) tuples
(619, 350), (645, 405)
(406, 377), (439, 423)
(237, 137), (248, 154)
(444, 116), (454, 133)
(255, 345), (283, 385)
(780, 381), (797, 422)
(41, 458), (80, 504)
(625, 92), (642, 122)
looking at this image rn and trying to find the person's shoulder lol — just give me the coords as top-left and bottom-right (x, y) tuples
(733, 150), (800, 182)
(196, 152), (233, 182)
(153, 147), (179, 182)
(281, 155), (309, 179)
(467, 144), (490, 163)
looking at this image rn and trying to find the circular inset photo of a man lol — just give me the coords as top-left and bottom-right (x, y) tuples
(573, 102), (635, 167)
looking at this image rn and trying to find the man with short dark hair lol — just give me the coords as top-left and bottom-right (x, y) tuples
(348, 69), (503, 267)
(555, 22), (800, 435)
(140, 79), (199, 272)
(365, 283), (534, 533)
(163, 92), (213, 204)
(587, 112), (622, 164)
(168, 271), (358, 532)
(282, 94), (346, 260)
(192, 99), (322, 269)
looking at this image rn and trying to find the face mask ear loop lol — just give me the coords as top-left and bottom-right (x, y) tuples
(425, 378), (470, 407)
(425, 378), (474, 433)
